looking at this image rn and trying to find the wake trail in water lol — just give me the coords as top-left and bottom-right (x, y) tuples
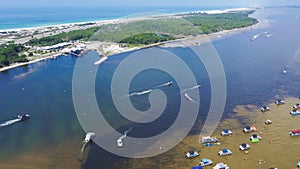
(181, 84), (201, 93)
(117, 127), (133, 147)
(0, 118), (21, 128)
(184, 93), (196, 103)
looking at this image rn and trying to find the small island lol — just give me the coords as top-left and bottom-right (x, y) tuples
(0, 8), (258, 71)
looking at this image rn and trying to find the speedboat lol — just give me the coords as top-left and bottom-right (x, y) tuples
(261, 106), (270, 112)
(201, 136), (218, 143)
(218, 148), (232, 156)
(84, 132), (95, 143)
(186, 150), (199, 158)
(293, 103), (300, 109)
(239, 143), (251, 151)
(200, 158), (213, 166)
(221, 129), (232, 136)
(17, 114), (30, 121)
(166, 81), (173, 86)
(213, 162), (229, 169)
(274, 100), (285, 105)
(243, 126), (256, 133)
(290, 110), (300, 116)
(117, 139), (123, 147)
(289, 130), (300, 136)
(265, 119), (272, 124)
(250, 34), (260, 41)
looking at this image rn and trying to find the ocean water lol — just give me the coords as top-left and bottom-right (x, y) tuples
(0, 6), (300, 169)
(0, 6), (235, 30)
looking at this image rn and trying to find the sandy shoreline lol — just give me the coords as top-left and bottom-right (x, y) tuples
(0, 7), (260, 72)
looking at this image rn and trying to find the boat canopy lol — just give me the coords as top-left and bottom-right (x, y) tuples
(291, 130), (300, 133)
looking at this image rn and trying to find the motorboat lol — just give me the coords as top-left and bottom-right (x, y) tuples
(250, 134), (262, 141)
(239, 143), (251, 151)
(186, 150), (199, 158)
(290, 110), (300, 116)
(265, 119), (272, 124)
(289, 130), (300, 136)
(293, 103), (300, 109)
(213, 162), (229, 169)
(166, 81), (173, 86)
(261, 106), (270, 112)
(218, 148), (232, 156)
(200, 158), (213, 166)
(274, 100), (285, 105)
(17, 114), (30, 121)
(250, 34), (260, 41)
(84, 132), (95, 143)
(297, 161), (300, 167)
(221, 129), (232, 136)
(243, 126), (256, 133)
(201, 136), (218, 143)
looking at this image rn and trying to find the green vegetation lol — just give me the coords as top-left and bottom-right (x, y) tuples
(0, 43), (28, 67)
(27, 26), (102, 46)
(92, 11), (257, 42)
(184, 11), (258, 34)
(119, 33), (175, 44)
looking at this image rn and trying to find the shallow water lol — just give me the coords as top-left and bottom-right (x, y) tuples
(0, 7), (300, 169)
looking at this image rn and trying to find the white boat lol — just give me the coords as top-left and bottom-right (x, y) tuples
(186, 150), (199, 158)
(250, 134), (262, 141)
(239, 143), (251, 151)
(166, 81), (173, 86)
(290, 110), (300, 116)
(293, 103), (300, 109)
(289, 130), (300, 136)
(250, 34), (260, 41)
(84, 132), (95, 143)
(218, 148), (232, 156)
(261, 106), (270, 112)
(213, 162), (229, 169)
(243, 126), (256, 133)
(265, 119), (272, 124)
(221, 129), (232, 136)
(201, 136), (218, 143)
(274, 100), (285, 105)
(200, 158), (213, 166)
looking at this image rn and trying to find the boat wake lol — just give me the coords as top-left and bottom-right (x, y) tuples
(129, 89), (153, 96)
(117, 127), (133, 147)
(0, 114), (30, 128)
(94, 56), (108, 65)
(184, 93), (196, 103)
(182, 85), (201, 93)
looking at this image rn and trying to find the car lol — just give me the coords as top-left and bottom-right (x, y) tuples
(218, 148), (232, 156)
(200, 158), (213, 166)
(239, 143), (251, 151)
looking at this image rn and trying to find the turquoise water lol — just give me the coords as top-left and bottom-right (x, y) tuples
(0, 6), (234, 30)
(0, 7), (300, 169)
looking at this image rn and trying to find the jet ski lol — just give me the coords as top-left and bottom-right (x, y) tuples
(17, 114), (30, 121)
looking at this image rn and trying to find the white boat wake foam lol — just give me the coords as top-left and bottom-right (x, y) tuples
(0, 118), (21, 128)
(94, 56), (108, 65)
(117, 127), (133, 147)
(182, 85), (201, 93)
(184, 93), (196, 102)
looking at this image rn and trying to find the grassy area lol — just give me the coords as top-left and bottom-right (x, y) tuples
(91, 11), (258, 43)
(119, 33), (175, 45)
(26, 26), (102, 47)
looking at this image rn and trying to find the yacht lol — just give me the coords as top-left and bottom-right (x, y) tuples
(290, 130), (300, 136)
(274, 100), (285, 105)
(17, 114), (30, 121)
(200, 158), (213, 166)
(239, 143), (251, 151)
(218, 148), (232, 156)
(186, 150), (199, 158)
(261, 106), (270, 112)
(213, 163), (229, 169)
(85, 132), (95, 143)
(221, 129), (232, 136)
